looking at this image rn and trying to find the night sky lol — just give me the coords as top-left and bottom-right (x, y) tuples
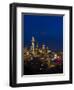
(23, 14), (63, 51)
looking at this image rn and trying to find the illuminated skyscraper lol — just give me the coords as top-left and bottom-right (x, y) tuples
(42, 44), (45, 50)
(31, 36), (35, 54)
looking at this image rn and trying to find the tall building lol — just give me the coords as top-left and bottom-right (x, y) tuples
(31, 36), (35, 54)
(42, 44), (45, 50)
(36, 42), (38, 48)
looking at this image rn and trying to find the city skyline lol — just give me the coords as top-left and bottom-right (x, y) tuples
(23, 14), (63, 51)
(23, 14), (63, 75)
(24, 36), (63, 75)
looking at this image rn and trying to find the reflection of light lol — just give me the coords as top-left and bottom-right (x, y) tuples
(40, 58), (44, 60)
(41, 64), (44, 66)
(51, 58), (55, 61)
(26, 51), (29, 55)
(57, 56), (60, 59)
(48, 50), (51, 53)
(31, 57), (33, 60)
(39, 50), (42, 53)
(54, 54), (57, 59)
(40, 68), (42, 70)
(57, 56), (61, 60)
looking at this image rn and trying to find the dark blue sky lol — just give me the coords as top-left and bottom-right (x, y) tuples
(23, 14), (63, 51)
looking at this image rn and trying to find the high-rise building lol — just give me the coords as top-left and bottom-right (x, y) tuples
(42, 44), (45, 50)
(31, 36), (35, 54)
